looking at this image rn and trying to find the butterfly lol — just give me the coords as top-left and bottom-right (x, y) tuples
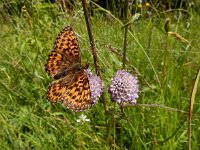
(45, 26), (93, 112)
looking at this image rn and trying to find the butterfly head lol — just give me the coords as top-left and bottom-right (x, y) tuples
(81, 63), (89, 70)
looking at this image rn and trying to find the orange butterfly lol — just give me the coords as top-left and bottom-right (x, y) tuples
(45, 26), (94, 111)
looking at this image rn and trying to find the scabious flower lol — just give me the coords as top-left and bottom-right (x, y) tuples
(77, 114), (90, 124)
(108, 70), (139, 105)
(85, 69), (104, 105)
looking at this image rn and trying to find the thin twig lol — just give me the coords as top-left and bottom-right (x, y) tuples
(81, 0), (107, 111)
(81, 0), (99, 75)
(159, 117), (187, 144)
(125, 103), (188, 114)
(122, 27), (128, 69)
(122, 0), (129, 69)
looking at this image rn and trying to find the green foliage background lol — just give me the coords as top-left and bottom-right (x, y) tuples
(0, 0), (200, 149)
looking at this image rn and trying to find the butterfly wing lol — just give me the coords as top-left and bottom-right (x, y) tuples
(61, 70), (92, 112)
(46, 26), (91, 112)
(46, 70), (92, 111)
(45, 26), (81, 78)
(46, 72), (76, 103)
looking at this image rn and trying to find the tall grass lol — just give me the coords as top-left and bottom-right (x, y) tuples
(0, 0), (200, 149)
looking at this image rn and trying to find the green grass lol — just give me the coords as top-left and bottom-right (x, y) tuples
(0, 1), (200, 149)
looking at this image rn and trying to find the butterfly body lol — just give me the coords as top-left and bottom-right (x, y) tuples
(53, 63), (82, 80)
(45, 26), (92, 111)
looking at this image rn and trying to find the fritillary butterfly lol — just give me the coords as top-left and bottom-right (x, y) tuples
(45, 26), (92, 112)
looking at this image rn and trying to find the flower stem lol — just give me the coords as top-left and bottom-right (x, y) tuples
(81, 0), (99, 74)
(122, 0), (129, 69)
(81, 0), (107, 111)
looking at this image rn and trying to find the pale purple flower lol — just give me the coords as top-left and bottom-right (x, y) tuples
(108, 70), (139, 105)
(85, 69), (104, 105)
(139, 0), (143, 4)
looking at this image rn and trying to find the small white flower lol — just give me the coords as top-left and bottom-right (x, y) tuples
(77, 114), (90, 124)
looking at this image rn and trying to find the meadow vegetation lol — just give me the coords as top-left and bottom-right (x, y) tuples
(0, 0), (200, 149)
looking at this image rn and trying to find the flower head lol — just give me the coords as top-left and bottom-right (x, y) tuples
(77, 114), (90, 124)
(85, 69), (104, 105)
(128, 1), (133, 6)
(139, 0), (143, 3)
(108, 70), (139, 105)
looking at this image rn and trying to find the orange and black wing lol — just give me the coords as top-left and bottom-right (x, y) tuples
(45, 26), (81, 78)
(46, 70), (92, 111)
(46, 72), (76, 103)
(61, 70), (92, 112)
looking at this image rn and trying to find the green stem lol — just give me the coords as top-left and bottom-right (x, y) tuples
(122, 0), (129, 69)
(188, 67), (200, 150)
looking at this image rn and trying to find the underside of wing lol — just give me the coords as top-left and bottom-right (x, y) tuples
(45, 51), (72, 78)
(46, 73), (76, 103)
(54, 26), (80, 63)
(45, 26), (81, 78)
(45, 26), (91, 111)
(61, 70), (92, 112)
